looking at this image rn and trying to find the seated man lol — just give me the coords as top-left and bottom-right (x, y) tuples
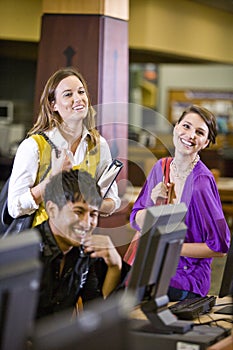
(34, 169), (130, 319)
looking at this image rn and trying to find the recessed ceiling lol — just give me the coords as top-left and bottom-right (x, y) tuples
(129, 49), (214, 64)
(190, 0), (233, 14)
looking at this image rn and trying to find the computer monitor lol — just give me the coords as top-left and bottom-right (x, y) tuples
(0, 230), (42, 350)
(0, 100), (13, 124)
(126, 203), (193, 334)
(0, 123), (25, 156)
(215, 237), (233, 315)
(31, 293), (133, 350)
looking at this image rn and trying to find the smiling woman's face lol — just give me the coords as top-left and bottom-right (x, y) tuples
(53, 75), (89, 123)
(173, 112), (210, 156)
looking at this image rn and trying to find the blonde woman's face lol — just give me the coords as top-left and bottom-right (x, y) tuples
(173, 112), (210, 156)
(53, 75), (89, 124)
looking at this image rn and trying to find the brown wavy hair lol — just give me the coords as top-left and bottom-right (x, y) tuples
(28, 67), (99, 144)
(177, 104), (217, 147)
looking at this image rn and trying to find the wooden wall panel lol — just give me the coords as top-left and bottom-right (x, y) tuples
(34, 14), (101, 116)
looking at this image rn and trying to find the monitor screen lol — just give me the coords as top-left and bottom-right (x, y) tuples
(0, 230), (42, 350)
(31, 293), (133, 350)
(219, 237), (233, 298)
(214, 237), (233, 315)
(126, 203), (193, 334)
(0, 100), (13, 124)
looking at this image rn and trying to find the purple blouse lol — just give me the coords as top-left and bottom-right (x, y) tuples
(130, 158), (231, 296)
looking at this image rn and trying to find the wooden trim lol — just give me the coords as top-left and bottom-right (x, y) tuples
(42, 0), (129, 20)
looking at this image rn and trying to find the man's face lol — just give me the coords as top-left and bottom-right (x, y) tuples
(47, 199), (99, 249)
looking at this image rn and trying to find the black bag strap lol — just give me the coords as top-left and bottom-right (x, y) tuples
(37, 132), (60, 181)
(37, 131), (60, 158)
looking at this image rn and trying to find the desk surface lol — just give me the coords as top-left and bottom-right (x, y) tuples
(130, 297), (233, 350)
(217, 178), (233, 191)
(217, 178), (233, 204)
(131, 296), (232, 324)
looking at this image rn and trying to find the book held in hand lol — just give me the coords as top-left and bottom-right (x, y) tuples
(97, 159), (123, 198)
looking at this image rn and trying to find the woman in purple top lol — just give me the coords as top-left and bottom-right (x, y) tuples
(130, 105), (231, 301)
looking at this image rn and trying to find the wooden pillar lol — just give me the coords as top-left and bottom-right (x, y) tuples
(34, 1), (130, 253)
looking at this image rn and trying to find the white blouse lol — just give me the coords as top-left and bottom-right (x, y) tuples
(8, 127), (121, 218)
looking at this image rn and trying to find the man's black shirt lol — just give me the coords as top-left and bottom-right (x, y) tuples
(34, 221), (130, 319)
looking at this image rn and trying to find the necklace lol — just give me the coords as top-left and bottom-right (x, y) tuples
(170, 154), (200, 180)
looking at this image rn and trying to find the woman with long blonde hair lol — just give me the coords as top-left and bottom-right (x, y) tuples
(8, 67), (120, 226)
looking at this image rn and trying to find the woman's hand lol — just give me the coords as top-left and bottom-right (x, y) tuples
(151, 181), (168, 204)
(99, 198), (115, 217)
(51, 149), (73, 176)
(30, 149), (72, 205)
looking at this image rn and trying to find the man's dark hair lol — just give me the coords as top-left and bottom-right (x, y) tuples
(44, 169), (103, 209)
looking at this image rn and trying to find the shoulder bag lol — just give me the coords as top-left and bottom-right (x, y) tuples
(0, 132), (59, 238)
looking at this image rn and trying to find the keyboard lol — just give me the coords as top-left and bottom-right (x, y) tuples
(169, 295), (216, 320)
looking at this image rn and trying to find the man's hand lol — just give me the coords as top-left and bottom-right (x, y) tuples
(83, 234), (122, 269)
(83, 234), (122, 298)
